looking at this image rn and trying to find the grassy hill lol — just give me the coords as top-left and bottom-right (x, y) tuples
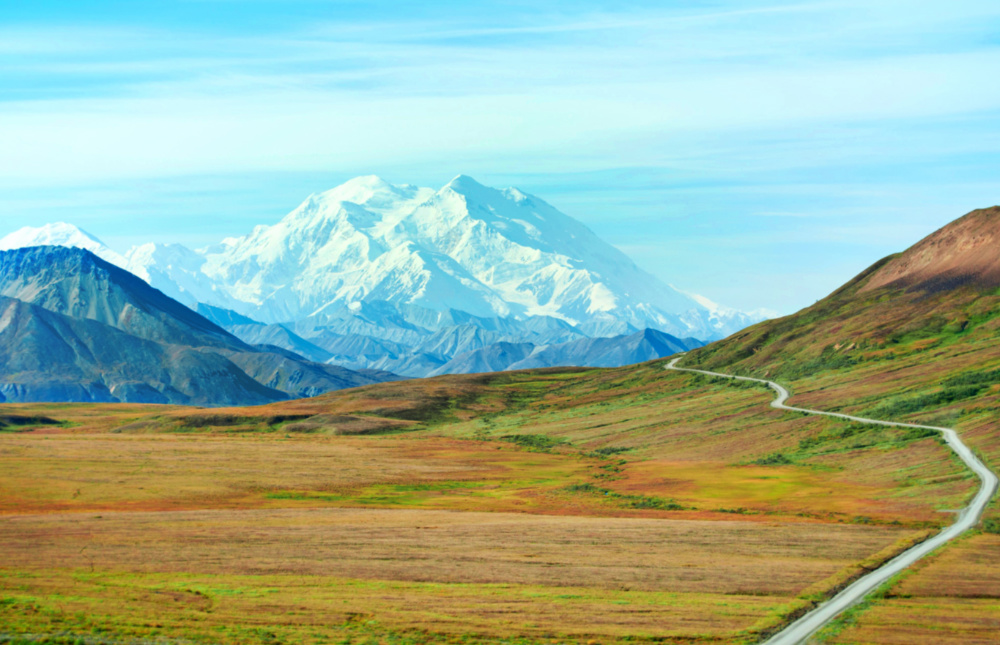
(685, 206), (1000, 643)
(685, 208), (1000, 494)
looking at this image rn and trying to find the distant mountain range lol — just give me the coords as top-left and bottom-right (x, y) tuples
(0, 246), (395, 405)
(214, 314), (704, 377)
(0, 176), (767, 387)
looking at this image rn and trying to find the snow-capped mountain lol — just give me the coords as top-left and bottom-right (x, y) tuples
(1, 176), (769, 368)
(126, 175), (761, 339)
(0, 222), (128, 269)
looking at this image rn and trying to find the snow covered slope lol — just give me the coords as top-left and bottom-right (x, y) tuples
(125, 242), (210, 308)
(125, 175), (761, 339)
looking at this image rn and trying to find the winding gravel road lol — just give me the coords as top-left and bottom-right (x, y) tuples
(666, 355), (999, 645)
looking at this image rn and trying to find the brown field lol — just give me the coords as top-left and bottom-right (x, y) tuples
(0, 508), (922, 643)
(0, 434), (595, 516)
(0, 428), (969, 526)
(0, 360), (984, 643)
(0, 508), (912, 594)
(0, 401), (186, 433)
(821, 533), (1000, 644)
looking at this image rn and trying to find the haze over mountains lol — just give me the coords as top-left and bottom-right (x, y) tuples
(0, 176), (765, 384)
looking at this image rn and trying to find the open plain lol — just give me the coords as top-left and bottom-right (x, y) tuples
(0, 359), (978, 644)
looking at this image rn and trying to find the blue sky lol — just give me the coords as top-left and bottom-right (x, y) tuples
(1, 1), (998, 314)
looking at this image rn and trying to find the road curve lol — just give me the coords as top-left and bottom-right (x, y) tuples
(665, 355), (999, 645)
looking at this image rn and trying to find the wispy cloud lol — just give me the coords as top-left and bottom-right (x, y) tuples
(0, 0), (998, 312)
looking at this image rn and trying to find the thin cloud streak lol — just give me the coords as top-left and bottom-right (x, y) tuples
(2, 48), (999, 183)
(0, 0), (998, 313)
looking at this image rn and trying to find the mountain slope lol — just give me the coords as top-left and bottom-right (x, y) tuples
(689, 207), (1000, 382)
(195, 303), (263, 328)
(683, 206), (1000, 481)
(425, 328), (703, 376)
(428, 341), (537, 376)
(0, 296), (286, 405)
(509, 328), (703, 370)
(0, 246), (398, 404)
(681, 206), (1000, 642)
(859, 206), (1000, 293)
(126, 242), (211, 307)
(228, 323), (333, 363)
(0, 246), (241, 348)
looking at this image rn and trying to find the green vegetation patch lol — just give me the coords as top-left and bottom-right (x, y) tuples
(0, 414), (61, 433)
(942, 368), (1000, 388)
(866, 385), (986, 419)
(587, 446), (632, 457)
(0, 568), (791, 645)
(180, 413), (312, 429)
(499, 434), (567, 451)
(265, 480), (494, 506)
(751, 453), (793, 466)
(565, 482), (686, 511)
(689, 373), (773, 390)
(792, 422), (942, 462)
(265, 490), (345, 502)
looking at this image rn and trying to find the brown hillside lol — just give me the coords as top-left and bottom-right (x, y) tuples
(861, 206), (1000, 293)
(690, 205), (1000, 380)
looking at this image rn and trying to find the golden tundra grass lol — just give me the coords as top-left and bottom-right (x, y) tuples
(0, 362), (980, 643)
(0, 429), (970, 525)
(814, 534), (1000, 645)
(0, 508), (924, 644)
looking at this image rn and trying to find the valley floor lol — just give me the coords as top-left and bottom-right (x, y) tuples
(0, 361), (987, 644)
(1, 507), (915, 644)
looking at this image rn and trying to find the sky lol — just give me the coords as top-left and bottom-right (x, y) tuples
(0, 0), (998, 314)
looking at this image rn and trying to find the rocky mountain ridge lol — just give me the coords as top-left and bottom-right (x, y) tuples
(0, 246), (397, 404)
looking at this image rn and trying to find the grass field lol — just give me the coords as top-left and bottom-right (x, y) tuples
(0, 357), (978, 644)
(813, 533), (1000, 644)
(0, 508), (924, 644)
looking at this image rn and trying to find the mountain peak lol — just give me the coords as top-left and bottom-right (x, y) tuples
(861, 206), (1000, 293)
(304, 176), (432, 220)
(0, 221), (128, 268)
(1, 221), (100, 248)
(123, 175), (761, 340)
(443, 174), (487, 193)
(340, 174), (394, 191)
(314, 175), (400, 206)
